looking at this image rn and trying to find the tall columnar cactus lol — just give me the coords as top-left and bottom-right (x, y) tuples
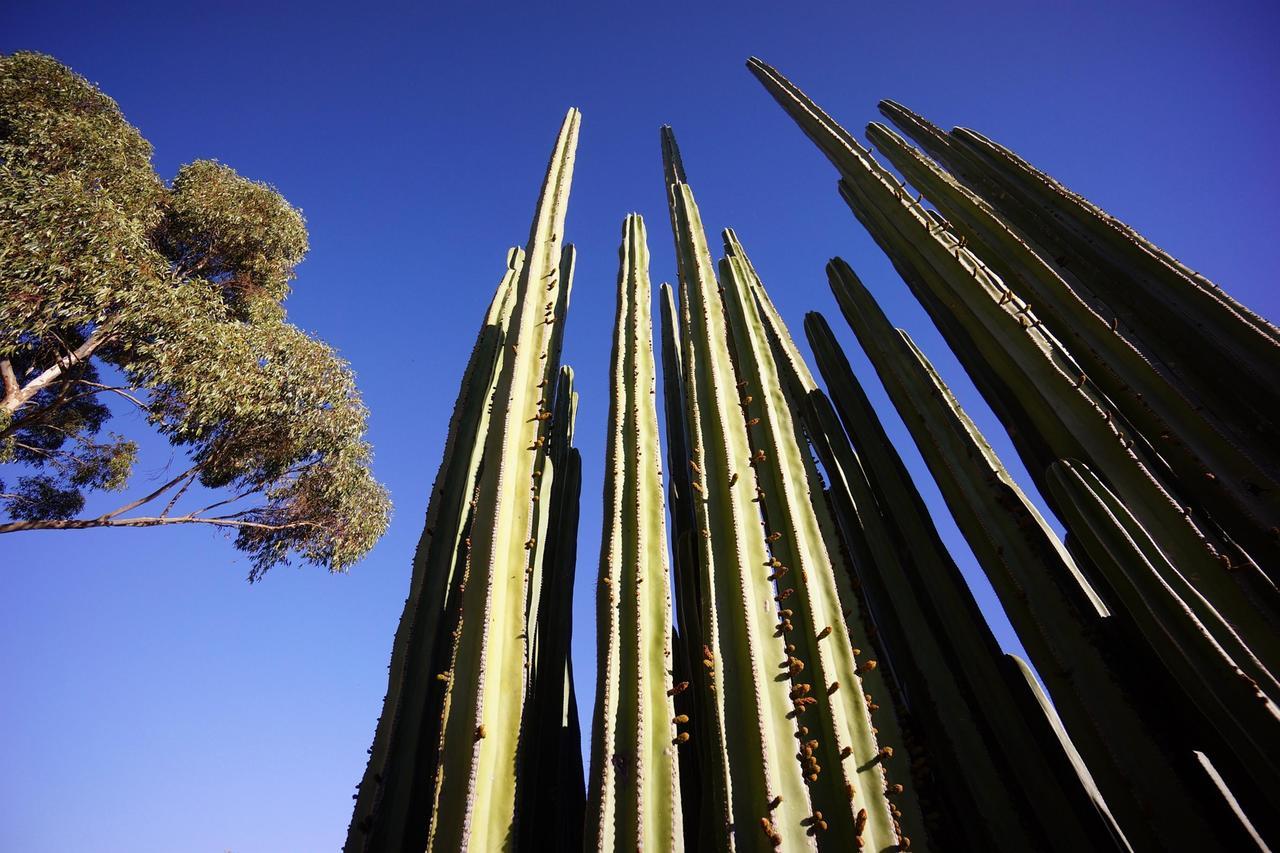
(660, 126), (917, 851)
(586, 214), (683, 851)
(798, 312), (1130, 851)
(862, 118), (1280, 577)
(745, 59), (1279, 672)
(520, 366), (587, 852)
(875, 99), (1280, 479)
(346, 248), (520, 852)
(1045, 459), (1280, 817)
(823, 258), (1262, 848)
(733, 232), (1126, 850)
(720, 229), (922, 850)
(346, 110), (583, 853)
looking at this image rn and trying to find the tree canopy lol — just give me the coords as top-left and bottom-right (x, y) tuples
(0, 51), (391, 579)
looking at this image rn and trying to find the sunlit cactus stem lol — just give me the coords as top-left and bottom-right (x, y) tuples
(662, 125), (817, 850)
(720, 229), (922, 851)
(347, 109), (585, 853)
(345, 248), (521, 852)
(660, 124), (920, 851)
(586, 214), (683, 852)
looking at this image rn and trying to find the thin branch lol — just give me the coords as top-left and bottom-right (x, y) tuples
(99, 464), (200, 521)
(189, 486), (260, 518)
(159, 469), (199, 518)
(0, 513), (320, 535)
(71, 380), (149, 412)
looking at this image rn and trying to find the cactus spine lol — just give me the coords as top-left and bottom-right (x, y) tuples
(586, 214), (683, 851)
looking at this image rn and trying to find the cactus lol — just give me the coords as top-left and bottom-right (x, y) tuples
(659, 125), (918, 851)
(657, 280), (711, 848)
(346, 248), (521, 852)
(800, 310), (1131, 851)
(1046, 459), (1280, 814)
(739, 237), (1116, 850)
(586, 214), (683, 851)
(745, 59), (1278, 669)
(721, 229), (921, 850)
(347, 109), (583, 852)
(519, 366), (587, 852)
(822, 257), (1256, 848)
(346, 63), (1277, 853)
(662, 126), (818, 850)
(863, 119), (1280, 577)
(875, 100), (1280, 475)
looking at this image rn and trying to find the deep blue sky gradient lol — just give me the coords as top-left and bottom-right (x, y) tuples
(3, 2), (1278, 850)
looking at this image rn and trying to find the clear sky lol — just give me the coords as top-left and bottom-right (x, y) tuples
(2, 1), (1277, 850)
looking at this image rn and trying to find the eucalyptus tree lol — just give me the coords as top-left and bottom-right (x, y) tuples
(0, 52), (389, 577)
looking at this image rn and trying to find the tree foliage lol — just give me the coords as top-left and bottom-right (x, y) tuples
(0, 51), (390, 578)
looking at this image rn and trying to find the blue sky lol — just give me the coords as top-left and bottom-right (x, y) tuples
(3, 1), (1277, 850)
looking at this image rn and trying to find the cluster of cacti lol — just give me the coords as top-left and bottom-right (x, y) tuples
(349, 59), (1277, 853)
(651, 129), (922, 850)
(345, 109), (584, 852)
(748, 57), (1278, 848)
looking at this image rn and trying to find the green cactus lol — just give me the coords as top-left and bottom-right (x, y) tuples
(745, 59), (1278, 672)
(720, 229), (921, 850)
(586, 214), (684, 851)
(347, 61), (1278, 853)
(875, 99), (1280, 474)
(347, 109), (583, 853)
(1046, 459), (1280, 812)
(863, 119), (1280, 577)
(520, 366), (587, 852)
(346, 247), (521, 852)
(801, 311), (1131, 851)
(824, 255), (1266, 848)
(663, 126), (817, 851)
(659, 125), (919, 851)
(427, 106), (582, 853)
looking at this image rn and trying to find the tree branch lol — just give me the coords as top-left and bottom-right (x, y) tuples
(160, 470), (199, 517)
(100, 464), (200, 521)
(189, 486), (259, 518)
(71, 380), (148, 412)
(1, 321), (117, 415)
(0, 360), (18, 400)
(0, 514), (319, 535)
